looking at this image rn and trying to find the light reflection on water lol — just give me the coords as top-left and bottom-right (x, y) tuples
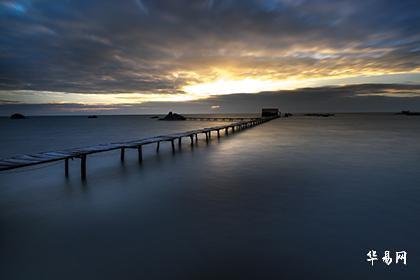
(1, 114), (420, 279)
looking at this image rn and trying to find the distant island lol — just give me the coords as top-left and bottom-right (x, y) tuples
(396, 110), (420, 116)
(304, 113), (335, 117)
(10, 113), (25, 119)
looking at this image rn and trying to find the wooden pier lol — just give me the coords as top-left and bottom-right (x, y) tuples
(185, 117), (257, 121)
(0, 117), (277, 179)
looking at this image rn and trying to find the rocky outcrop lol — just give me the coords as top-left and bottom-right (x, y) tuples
(159, 112), (186, 121)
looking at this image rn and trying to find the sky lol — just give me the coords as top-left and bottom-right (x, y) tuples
(0, 0), (420, 114)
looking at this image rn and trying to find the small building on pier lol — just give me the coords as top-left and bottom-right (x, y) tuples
(261, 108), (280, 117)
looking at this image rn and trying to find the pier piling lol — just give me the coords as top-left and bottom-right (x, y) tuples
(171, 140), (175, 153)
(138, 145), (143, 163)
(65, 158), (69, 177)
(80, 155), (87, 180)
(120, 148), (125, 162)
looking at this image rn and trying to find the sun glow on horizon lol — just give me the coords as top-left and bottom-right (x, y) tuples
(1, 72), (420, 108)
(0, 90), (202, 105)
(182, 70), (420, 97)
(182, 78), (300, 96)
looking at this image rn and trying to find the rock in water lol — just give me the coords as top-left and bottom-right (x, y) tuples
(396, 110), (420, 116)
(10, 113), (25, 119)
(160, 112), (186, 121)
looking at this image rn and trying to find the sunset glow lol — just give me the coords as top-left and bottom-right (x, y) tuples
(183, 78), (300, 96)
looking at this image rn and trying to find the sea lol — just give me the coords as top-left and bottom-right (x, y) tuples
(1, 113), (420, 279)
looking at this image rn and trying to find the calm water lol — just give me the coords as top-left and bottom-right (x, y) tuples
(1, 114), (420, 279)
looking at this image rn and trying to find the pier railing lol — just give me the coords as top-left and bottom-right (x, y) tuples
(0, 116), (277, 179)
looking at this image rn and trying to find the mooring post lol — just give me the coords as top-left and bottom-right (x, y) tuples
(120, 148), (125, 162)
(190, 135), (194, 145)
(65, 158), (69, 177)
(138, 145), (143, 163)
(171, 139), (175, 152)
(225, 127), (228, 135)
(81, 154), (87, 180)
(156, 141), (160, 153)
(205, 132), (209, 142)
(195, 134), (198, 142)
(217, 129), (220, 138)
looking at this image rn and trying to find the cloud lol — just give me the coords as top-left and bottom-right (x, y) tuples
(2, 84), (420, 115)
(134, 0), (148, 14)
(1, 1), (27, 14)
(0, 0), (419, 100)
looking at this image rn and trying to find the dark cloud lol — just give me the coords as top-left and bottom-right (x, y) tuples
(1, 0), (420, 95)
(1, 84), (420, 115)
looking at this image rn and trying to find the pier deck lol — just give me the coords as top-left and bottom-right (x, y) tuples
(185, 117), (257, 121)
(0, 117), (277, 179)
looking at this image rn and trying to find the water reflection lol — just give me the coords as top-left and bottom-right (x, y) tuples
(1, 114), (420, 279)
